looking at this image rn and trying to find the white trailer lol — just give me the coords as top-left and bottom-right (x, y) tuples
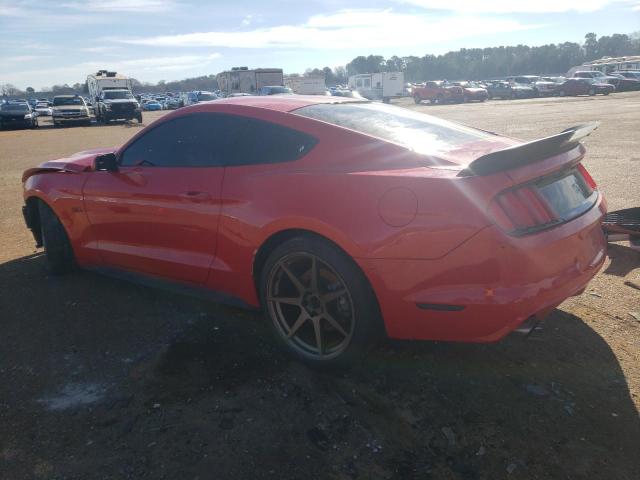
(217, 67), (284, 95)
(285, 75), (327, 95)
(347, 72), (405, 103)
(87, 70), (134, 100)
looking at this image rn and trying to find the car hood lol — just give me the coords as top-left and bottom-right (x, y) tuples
(0, 110), (30, 116)
(22, 147), (115, 183)
(52, 105), (85, 111)
(103, 98), (136, 104)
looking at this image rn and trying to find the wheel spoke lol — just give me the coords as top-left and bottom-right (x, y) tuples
(321, 289), (346, 304)
(280, 262), (305, 294)
(268, 296), (301, 306)
(312, 318), (323, 355)
(323, 312), (348, 338)
(286, 312), (309, 339)
(309, 256), (318, 292)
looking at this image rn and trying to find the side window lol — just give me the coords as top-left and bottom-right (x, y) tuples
(226, 118), (317, 166)
(119, 113), (245, 167)
(363, 78), (371, 88)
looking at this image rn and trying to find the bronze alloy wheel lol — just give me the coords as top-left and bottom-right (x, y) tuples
(266, 252), (355, 360)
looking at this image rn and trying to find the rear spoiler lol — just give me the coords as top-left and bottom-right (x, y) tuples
(458, 122), (599, 177)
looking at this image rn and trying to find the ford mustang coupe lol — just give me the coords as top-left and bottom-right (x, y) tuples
(21, 96), (607, 366)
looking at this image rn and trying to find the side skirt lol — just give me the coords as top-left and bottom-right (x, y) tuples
(88, 266), (260, 312)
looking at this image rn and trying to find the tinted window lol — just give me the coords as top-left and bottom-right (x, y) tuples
(228, 117), (316, 166)
(120, 113), (245, 167)
(119, 113), (316, 168)
(295, 102), (492, 155)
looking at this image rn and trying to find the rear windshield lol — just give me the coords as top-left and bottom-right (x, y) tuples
(295, 102), (492, 154)
(197, 92), (215, 101)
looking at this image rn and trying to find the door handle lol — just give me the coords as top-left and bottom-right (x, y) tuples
(179, 191), (211, 202)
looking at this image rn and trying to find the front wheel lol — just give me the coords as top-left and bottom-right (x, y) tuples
(39, 201), (74, 275)
(588, 89), (595, 96)
(260, 236), (382, 368)
(413, 95), (421, 104)
(136, 112), (143, 123)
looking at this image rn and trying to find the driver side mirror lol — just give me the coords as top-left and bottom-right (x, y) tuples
(95, 152), (118, 172)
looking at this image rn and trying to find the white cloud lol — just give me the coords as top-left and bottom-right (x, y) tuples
(62, 0), (177, 12)
(114, 9), (541, 50)
(0, 54), (222, 88)
(397, 0), (633, 13)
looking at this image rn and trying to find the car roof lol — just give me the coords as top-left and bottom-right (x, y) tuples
(210, 95), (366, 113)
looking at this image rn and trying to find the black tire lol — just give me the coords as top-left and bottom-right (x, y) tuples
(136, 112), (143, 123)
(588, 89), (595, 96)
(436, 94), (444, 104)
(413, 95), (421, 104)
(260, 235), (382, 368)
(39, 202), (74, 275)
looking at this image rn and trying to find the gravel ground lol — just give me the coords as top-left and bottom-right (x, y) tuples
(1, 93), (638, 480)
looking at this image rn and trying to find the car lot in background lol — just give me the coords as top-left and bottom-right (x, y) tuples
(1, 92), (638, 479)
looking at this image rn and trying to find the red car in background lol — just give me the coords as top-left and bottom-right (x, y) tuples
(22, 96), (607, 366)
(413, 81), (465, 104)
(451, 81), (489, 102)
(556, 78), (615, 96)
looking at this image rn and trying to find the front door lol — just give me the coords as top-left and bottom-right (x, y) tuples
(83, 112), (244, 284)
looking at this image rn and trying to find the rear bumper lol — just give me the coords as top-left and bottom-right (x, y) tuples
(361, 194), (607, 342)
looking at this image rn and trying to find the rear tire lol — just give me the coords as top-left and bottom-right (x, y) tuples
(39, 202), (74, 275)
(413, 95), (421, 104)
(137, 112), (143, 123)
(260, 236), (382, 368)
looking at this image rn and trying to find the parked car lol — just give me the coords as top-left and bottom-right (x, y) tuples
(485, 81), (536, 99)
(0, 102), (38, 129)
(258, 86), (293, 96)
(21, 97), (606, 366)
(412, 81), (464, 104)
(34, 102), (53, 116)
(451, 82), (488, 102)
(142, 100), (163, 111)
(615, 71), (640, 80)
(330, 89), (365, 99)
(555, 78), (614, 96)
(605, 74), (640, 92)
(51, 95), (92, 127)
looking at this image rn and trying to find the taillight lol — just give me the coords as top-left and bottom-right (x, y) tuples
(577, 163), (597, 191)
(490, 165), (597, 236)
(490, 186), (558, 234)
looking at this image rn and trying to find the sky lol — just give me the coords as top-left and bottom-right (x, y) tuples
(1, 0), (639, 90)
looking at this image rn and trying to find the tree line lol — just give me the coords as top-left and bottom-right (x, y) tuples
(339, 32), (640, 82)
(2, 32), (638, 97)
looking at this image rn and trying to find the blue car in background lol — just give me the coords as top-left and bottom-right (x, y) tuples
(142, 100), (162, 111)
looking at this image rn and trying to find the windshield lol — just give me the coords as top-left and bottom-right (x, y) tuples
(104, 90), (133, 100)
(53, 97), (83, 106)
(295, 102), (492, 155)
(196, 92), (215, 101)
(1, 103), (29, 112)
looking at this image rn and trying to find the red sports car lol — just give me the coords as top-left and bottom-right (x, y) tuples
(22, 96), (607, 366)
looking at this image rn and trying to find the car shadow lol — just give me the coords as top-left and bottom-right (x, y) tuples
(0, 253), (638, 479)
(604, 242), (640, 277)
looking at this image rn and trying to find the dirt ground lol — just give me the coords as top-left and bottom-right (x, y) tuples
(1, 93), (638, 480)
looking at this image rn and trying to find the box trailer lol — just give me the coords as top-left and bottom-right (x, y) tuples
(348, 72), (405, 103)
(217, 67), (284, 95)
